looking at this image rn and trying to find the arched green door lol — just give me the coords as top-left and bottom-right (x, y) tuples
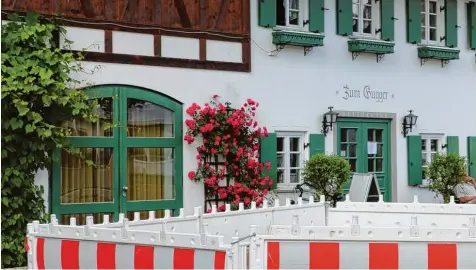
(52, 85), (183, 224)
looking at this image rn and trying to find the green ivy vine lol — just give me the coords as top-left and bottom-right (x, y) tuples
(1, 12), (99, 268)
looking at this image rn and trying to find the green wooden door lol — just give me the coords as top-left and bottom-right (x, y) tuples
(337, 119), (391, 201)
(52, 85), (183, 224)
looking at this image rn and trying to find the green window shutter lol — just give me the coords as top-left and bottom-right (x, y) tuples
(309, 134), (325, 158)
(258, 0), (277, 28)
(406, 0), (421, 44)
(309, 0), (325, 33)
(446, 136), (459, 155)
(260, 133), (278, 189)
(468, 2), (476, 49)
(468, 137), (476, 178)
(407, 135), (422, 186)
(380, 0), (395, 41)
(336, 0), (353, 36)
(445, 0), (458, 47)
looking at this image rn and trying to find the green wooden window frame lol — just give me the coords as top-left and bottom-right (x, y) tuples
(407, 0), (458, 47)
(336, 0), (395, 41)
(258, 0), (326, 33)
(51, 85), (183, 222)
(468, 2), (476, 49)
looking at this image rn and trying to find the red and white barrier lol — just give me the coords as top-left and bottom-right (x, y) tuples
(34, 238), (226, 269)
(265, 241), (473, 269)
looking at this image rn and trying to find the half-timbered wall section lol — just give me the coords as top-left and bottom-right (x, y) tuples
(2, 0), (251, 72)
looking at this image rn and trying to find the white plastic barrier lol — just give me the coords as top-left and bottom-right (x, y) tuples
(248, 216), (476, 269)
(329, 195), (476, 228)
(26, 216), (231, 269)
(94, 197), (327, 245)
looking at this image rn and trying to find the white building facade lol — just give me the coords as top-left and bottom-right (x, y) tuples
(19, 0), (476, 223)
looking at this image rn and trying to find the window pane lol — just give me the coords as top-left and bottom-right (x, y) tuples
(127, 210), (165, 221)
(349, 144), (357, 157)
(430, 139), (438, 151)
(127, 98), (174, 137)
(348, 129), (357, 142)
(363, 0), (371, 4)
(368, 129), (374, 141)
(363, 5), (371, 19)
(277, 153), (284, 167)
(420, 0), (426, 12)
(421, 14), (426, 26)
(375, 129), (382, 142)
(290, 137), (300, 152)
(349, 159), (357, 172)
(368, 158), (375, 172)
(290, 169), (300, 183)
(429, 28), (437, 41)
(341, 129), (348, 142)
(340, 144), (347, 157)
(377, 144), (383, 157)
(66, 98), (113, 137)
(421, 27), (426, 40)
(289, 11), (299, 25)
(429, 14), (437, 27)
(277, 169), (285, 183)
(353, 19), (359, 32)
(61, 213), (113, 225)
(61, 148), (113, 204)
(421, 139), (427, 151)
(422, 153), (427, 165)
(363, 20), (372, 34)
(127, 148), (175, 201)
(429, 1), (437, 13)
(289, 0), (299, 10)
(290, 153), (300, 167)
(277, 137), (284, 152)
(353, 2), (359, 18)
(376, 159), (383, 172)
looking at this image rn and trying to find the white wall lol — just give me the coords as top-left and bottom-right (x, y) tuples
(33, 0), (476, 213)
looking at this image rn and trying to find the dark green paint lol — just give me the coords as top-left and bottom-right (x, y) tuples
(445, 0), (458, 48)
(309, 133), (325, 158)
(406, 0), (421, 44)
(381, 0), (395, 41)
(468, 2), (476, 49)
(258, 0), (277, 28)
(309, 0), (325, 33)
(446, 136), (459, 155)
(468, 137), (476, 178)
(336, 0), (353, 36)
(260, 133), (278, 189)
(407, 135), (422, 186)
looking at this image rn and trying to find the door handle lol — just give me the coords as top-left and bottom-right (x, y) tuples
(122, 186), (128, 192)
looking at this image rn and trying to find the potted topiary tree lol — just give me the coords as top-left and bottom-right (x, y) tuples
(302, 153), (352, 207)
(426, 153), (467, 203)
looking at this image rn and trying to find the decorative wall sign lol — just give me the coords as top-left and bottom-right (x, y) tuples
(337, 85), (395, 103)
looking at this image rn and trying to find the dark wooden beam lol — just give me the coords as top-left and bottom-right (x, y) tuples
(199, 39), (206, 61)
(121, 0), (139, 21)
(242, 39), (251, 72)
(154, 34), (161, 57)
(75, 51), (250, 72)
(214, 0), (230, 30)
(105, 30), (113, 53)
(173, 0), (192, 28)
(79, 0), (95, 18)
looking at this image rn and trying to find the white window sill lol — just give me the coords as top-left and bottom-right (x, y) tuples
(417, 43), (460, 51)
(272, 26), (324, 36)
(418, 179), (431, 188)
(348, 35), (394, 44)
(277, 183), (309, 192)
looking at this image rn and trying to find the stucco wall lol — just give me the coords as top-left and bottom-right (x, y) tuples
(32, 0), (476, 214)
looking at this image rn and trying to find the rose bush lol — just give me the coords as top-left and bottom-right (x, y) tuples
(184, 95), (273, 212)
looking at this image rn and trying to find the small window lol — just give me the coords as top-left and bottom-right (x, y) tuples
(276, 0), (307, 29)
(420, 0), (445, 45)
(421, 134), (443, 182)
(352, 0), (381, 37)
(276, 132), (305, 186)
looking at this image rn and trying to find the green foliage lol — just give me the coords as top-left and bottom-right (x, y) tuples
(426, 153), (467, 203)
(302, 153), (352, 201)
(1, 12), (99, 268)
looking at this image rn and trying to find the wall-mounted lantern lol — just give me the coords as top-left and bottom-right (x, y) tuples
(322, 106), (339, 136)
(402, 110), (418, 137)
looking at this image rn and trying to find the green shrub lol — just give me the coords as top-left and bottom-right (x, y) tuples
(426, 153), (466, 203)
(302, 153), (352, 203)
